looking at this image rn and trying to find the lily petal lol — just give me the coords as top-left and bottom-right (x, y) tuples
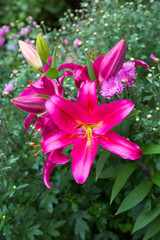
(134, 60), (149, 70)
(43, 153), (56, 189)
(99, 130), (143, 160)
(58, 62), (78, 71)
(71, 136), (98, 184)
(41, 129), (77, 154)
(24, 113), (37, 132)
(77, 81), (98, 116)
(91, 99), (134, 135)
(45, 95), (88, 133)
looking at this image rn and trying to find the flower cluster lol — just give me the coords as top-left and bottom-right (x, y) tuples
(11, 36), (149, 188)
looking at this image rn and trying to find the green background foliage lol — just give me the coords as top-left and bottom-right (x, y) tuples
(0, 0), (160, 239)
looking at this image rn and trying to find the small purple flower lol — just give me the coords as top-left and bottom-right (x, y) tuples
(150, 54), (159, 63)
(64, 39), (69, 45)
(2, 82), (14, 95)
(100, 75), (123, 99)
(0, 37), (5, 47)
(73, 38), (82, 47)
(32, 21), (38, 27)
(19, 26), (31, 36)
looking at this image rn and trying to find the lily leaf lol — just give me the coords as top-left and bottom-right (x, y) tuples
(132, 204), (160, 233)
(43, 67), (58, 79)
(116, 181), (153, 215)
(51, 39), (60, 68)
(143, 215), (160, 240)
(151, 171), (160, 187)
(85, 52), (96, 82)
(140, 144), (160, 154)
(96, 149), (111, 180)
(22, 68), (41, 73)
(110, 163), (136, 204)
(99, 167), (117, 179)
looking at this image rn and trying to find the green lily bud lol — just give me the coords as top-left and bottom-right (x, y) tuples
(36, 34), (49, 61)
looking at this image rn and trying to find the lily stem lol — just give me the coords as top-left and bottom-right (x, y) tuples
(137, 162), (153, 176)
(56, 78), (77, 102)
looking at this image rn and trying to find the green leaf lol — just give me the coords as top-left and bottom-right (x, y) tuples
(17, 184), (29, 189)
(36, 34), (49, 60)
(116, 181), (153, 215)
(85, 52), (96, 82)
(132, 204), (160, 233)
(51, 39), (60, 68)
(151, 171), (160, 187)
(99, 167), (117, 179)
(22, 68), (41, 73)
(143, 215), (160, 240)
(110, 163), (136, 204)
(96, 149), (111, 180)
(37, 95), (50, 99)
(44, 67), (58, 79)
(140, 144), (160, 154)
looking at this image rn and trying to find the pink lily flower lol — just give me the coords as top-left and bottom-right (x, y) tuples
(41, 81), (142, 186)
(150, 54), (159, 63)
(58, 39), (126, 87)
(2, 82), (14, 95)
(58, 40), (149, 89)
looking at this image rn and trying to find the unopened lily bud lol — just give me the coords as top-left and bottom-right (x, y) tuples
(36, 34), (49, 61)
(19, 41), (42, 70)
(99, 39), (126, 84)
(11, 96), (46, 114)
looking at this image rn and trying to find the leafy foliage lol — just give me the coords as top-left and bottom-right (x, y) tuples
(1, 0), (160, 239)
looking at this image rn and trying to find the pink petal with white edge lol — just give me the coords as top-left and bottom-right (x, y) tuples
(77, 81), (98, 116)
(24, 114), (36, 132)
(58, 63), (78, 71)
(71, 136), (98, 184)
(43, 149), (70, 188)
(99, 130), (143, 160)
(45, 95), (88, 133)
(91, 99), (134, 135)
(41, 129), (77, 154)
(134, 60), (149, 70)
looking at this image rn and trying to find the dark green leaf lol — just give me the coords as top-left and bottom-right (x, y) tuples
(96, 149), (111, 180)
(132, 204), (160, 233)
(85, 52), (96, 82)
(116, 181), (153, 215)
(140, 144), (160, 154)
(17, 184), (29, 190)
(151, 171), (160, 187)
(143, 215), (160, 240)
(110, 163), (136, 204)
(99, 167), (117, 179)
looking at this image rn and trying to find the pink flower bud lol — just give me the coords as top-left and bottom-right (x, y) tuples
(11, 96), (46, 114)
(2, 82), (14, 94)
(19, 40), (42, 70)
(73, 38), (82, 47)
(150, 54), (159, 63)
(99, 39), (126, 84)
